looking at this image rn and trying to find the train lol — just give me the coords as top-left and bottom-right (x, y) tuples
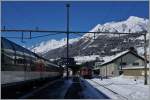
(80, 66), (93, 79)
(1, 37), (63, 86)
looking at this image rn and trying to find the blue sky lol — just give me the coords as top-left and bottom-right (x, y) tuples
(1, 1), (149, 48)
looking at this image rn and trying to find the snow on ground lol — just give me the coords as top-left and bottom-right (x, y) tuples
(86, 75), (150, 100)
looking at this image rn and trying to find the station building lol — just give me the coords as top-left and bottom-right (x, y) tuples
(94, 50), (149, 77)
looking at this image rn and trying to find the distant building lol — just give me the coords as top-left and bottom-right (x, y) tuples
(80, 66), (93, 78)
(95, 50), (149, 77)
(93, 60), (104, 75)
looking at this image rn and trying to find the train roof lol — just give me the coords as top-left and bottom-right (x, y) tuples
(1, 37), (60, 67)
(1, 37), (34, 54)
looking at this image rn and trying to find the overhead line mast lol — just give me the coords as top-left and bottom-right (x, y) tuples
(66, 4), (70, 79)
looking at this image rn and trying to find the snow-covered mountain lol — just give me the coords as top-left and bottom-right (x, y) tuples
(83, 16), (148, 39)
(31, 38), (79, 54)
(31, 16), (149, 60)
(79, 16), (149, 55)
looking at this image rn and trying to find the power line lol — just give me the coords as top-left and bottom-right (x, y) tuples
(1, 29), (66, 33)
(1, 28), (147, 35)
(31, 33), (64, 38)
(1, 36), (30, 39)
(2, 33), (64, 39)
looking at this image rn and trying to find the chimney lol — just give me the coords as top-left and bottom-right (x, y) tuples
(129, 47), (137, 54)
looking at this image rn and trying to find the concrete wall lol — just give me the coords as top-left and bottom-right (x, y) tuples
(123, 68), (149, 76)
(100, 63), (118, 77)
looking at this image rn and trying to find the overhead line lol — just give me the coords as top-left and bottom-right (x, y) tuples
(1, 29), (147, 35)
(1, 29), (66, 33)
(31, 33), (64, 38)
(1, 36), (30, 39)
(2, 33), (64, 39)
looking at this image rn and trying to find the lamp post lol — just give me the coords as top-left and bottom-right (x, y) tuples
(66, 4), (70, 79)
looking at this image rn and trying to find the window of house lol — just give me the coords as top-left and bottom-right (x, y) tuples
(120, 62), (127, 66)
(133, 62), (139, 66)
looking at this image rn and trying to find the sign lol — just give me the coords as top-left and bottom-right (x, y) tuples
(60, 57), (76, 66)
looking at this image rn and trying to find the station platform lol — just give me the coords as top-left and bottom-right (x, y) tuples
(25, 77), (109, 99)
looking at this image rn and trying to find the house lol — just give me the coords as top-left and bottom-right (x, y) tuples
(95, 49), (149, 77)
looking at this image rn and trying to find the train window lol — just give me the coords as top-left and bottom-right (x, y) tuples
(13, 44), (24, 61)
(16, 58), (25, 64)
(88, 69), (91, 72)
(24, 49), (33, 68)
(1, 38), (15, 65)
(27, 52), (36, 71)
(1, 42), (5, 64)
(83, 69), (86, 71)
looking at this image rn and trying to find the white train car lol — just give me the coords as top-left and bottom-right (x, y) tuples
(1, 37), (63, 86)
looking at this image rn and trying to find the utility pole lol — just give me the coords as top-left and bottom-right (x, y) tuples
(66, 4), (70, 79)
(144, 33), (147, 85)
(106, 65), (107, 79)
(120, 57), (123, 75)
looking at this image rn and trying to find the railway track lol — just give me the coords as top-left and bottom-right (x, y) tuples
(64, 77), (83, 99)
(89, 79), (128, 100)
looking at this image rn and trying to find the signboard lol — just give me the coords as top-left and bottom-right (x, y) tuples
(60, 57), (76, 66)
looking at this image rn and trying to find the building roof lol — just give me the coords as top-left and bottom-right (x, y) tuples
(101, 50), (147, 66)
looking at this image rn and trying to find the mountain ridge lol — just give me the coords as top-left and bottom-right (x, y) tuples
(31, 16), (149, 60)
